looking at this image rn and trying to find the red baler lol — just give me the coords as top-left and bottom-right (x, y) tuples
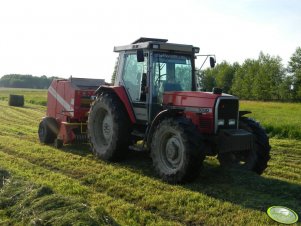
(38, 77), (105, 148)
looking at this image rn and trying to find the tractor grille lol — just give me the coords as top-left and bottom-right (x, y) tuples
(215, 98), (239, 132)
(218, 99), (238, 118)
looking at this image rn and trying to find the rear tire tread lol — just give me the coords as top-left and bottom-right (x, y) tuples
(88, 93), (131, 161)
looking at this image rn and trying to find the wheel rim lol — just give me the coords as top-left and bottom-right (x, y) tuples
(160, 132), (184, 170)
(94, 108), (113, 147)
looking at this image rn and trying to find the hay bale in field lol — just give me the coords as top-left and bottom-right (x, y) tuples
(8, 94), (24, 107)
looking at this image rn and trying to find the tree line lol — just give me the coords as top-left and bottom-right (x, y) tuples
(198, 47), (301, 101)
(2, 47), (301, 101)
(0, 74), (58, 89)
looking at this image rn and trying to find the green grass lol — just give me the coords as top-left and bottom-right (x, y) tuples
(0, 168), (115, 225)
(0, 89), (301, 225)
(240, 101), (301, 139)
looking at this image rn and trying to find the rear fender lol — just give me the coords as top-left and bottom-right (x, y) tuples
(146, 109), (184, 148)
(95, 86), (136, 124)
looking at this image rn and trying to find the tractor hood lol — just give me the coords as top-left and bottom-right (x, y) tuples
(163, 91), (235, 110)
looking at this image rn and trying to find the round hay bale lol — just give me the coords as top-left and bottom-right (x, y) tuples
(8, 94), (24, 107)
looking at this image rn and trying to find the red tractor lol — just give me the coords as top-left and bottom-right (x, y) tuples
(87, 38), (270, 183)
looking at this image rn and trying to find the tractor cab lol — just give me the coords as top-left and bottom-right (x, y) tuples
(113, 38), (201, 124)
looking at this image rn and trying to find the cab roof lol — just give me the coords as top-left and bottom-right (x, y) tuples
(113, 37), (199, 54)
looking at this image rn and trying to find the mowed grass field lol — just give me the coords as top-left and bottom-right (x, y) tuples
(0, 89), (300, 225)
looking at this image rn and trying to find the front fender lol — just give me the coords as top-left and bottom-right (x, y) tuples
(239, 110), (252, 118)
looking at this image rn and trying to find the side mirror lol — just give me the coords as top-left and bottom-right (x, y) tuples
(210, 57), (216, 68)
(137, 49), (144, 62)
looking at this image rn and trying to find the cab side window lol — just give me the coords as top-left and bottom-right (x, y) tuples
(123, 53), (147, 102)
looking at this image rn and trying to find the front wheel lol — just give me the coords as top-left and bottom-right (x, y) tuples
(218, 117), (271, 174)
(151, 118), (204, 183)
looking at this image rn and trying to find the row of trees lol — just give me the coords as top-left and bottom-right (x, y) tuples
(2, 47), (301, 101)
(0, 74), (58, 89)
(198, 47), (301, 101)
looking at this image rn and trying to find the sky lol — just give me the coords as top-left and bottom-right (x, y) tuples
(0, 0), (300, 82)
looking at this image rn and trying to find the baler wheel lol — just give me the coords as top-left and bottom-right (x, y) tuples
(218, 117), (271, 174)
(151, 117), (205, 183)
(88, 93), (131, 161)
(38, 117), (58, 144)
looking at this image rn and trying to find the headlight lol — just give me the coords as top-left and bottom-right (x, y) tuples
(218, 119), (225, 126)
(229, 119), (236, 126)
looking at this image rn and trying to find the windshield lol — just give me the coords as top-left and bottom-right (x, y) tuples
(152, 53), (193, 102)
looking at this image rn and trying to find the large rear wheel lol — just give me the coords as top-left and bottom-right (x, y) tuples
(88, 93), (131, 161)
(218, 117), (271, 174)
(151, 117), (204, 183)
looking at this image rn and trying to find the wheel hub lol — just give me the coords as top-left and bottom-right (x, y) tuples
(165, 137), (181, 166)
(102, 113), (113, 142)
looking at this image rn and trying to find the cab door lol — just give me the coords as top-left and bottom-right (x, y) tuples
(122, 52), (149, 124)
